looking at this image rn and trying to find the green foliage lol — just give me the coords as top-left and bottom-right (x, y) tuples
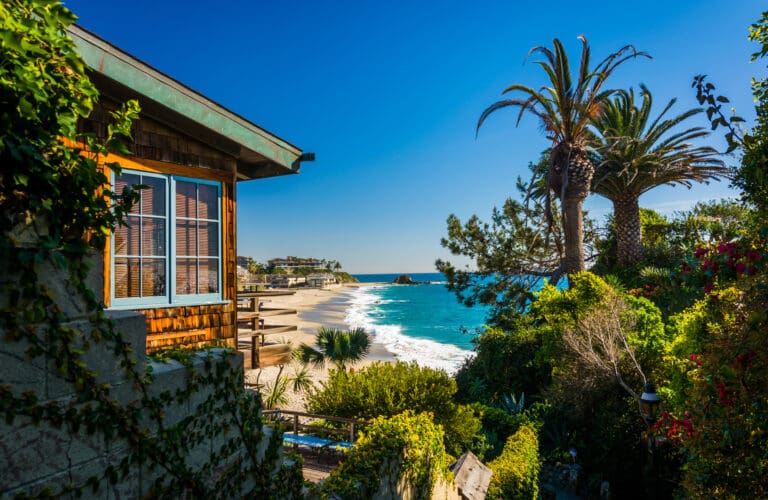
(455, 324), (549, 405)
(624, 294), (667, 367)
(307, 361), (482, 456)
(0, 1), (140, 248)
(533, 272), (611, 366)
(315, 411), (451, 500)
(294, 326), (371, 371)
(470, 403), (537, 461)
(662, 276), (768, 496)
(534, 271), (610, 324)
(486, 422), (541, 500)
(333, 271), (359, 283)
(437, 156), (566, 319)
(639, 208), (671, 248)
(0, 1), (302, 496)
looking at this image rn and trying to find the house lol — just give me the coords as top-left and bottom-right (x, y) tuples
(70, 26), (311, 351)
(307, 273), (337, 288)
(270, 275), (307, 288)
(268, 256), (325, 273)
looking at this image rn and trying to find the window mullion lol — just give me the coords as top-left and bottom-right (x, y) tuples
(170, 176), (176, 303)
(195, 184), (200, 295)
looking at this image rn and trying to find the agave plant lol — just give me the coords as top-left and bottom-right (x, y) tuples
(499, 392), (526, 415)
(294, 326), (371, 371)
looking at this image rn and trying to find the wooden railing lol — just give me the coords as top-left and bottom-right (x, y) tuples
(262, 409), (369, 445)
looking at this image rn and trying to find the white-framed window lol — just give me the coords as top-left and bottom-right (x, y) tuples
(111, 170), (222, 308)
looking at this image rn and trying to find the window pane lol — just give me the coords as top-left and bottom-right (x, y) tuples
(176, 181), (196, 218)
(198, 222), (218, 257)
(176, 258), (197, 295)
(200, 259), (219, 293)
(114, 258), (140, 298)
(142, 218), (166, 257)
(115, 173), (141, 215)
(142, 259), (166, 297)
(176, 219), (197, 257)
(114, 216), (140, 256)
(141, 176), (166, 216)
(198, 184), (218, 220)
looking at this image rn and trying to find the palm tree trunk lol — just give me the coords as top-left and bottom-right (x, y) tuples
(562, 197), (586, 274)
(613, 194), (643, 266)
(557, 147), (593, 276)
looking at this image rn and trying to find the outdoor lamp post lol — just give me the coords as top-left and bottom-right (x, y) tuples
(640, 382), (661, 498)
(640, 382), (661, 427)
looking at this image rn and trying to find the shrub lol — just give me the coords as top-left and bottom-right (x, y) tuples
(471, 403), (533, 461)
(307, 361), (482, 456)
(315, 411), (450, 499)
(486, 422), (541, 499)
(455, 324), (549, 405)
(663, 280), (768, 496)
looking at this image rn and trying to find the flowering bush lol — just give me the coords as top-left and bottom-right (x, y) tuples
(679, 238), (766, 295)
(664, 275), (768, 496)
(648, 411), (694, 443)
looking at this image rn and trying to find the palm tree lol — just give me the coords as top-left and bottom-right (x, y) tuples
(478, 36), (648, 279)
(592, 85), (727, 266)
(295, 327), (371, 371)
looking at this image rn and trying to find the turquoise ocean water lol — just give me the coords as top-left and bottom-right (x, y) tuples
(341, 273), (490, 373)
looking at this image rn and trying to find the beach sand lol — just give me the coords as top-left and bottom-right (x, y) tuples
(242, 283), (395, 412)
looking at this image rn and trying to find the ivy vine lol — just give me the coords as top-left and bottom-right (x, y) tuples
(0, 1), (302, 497)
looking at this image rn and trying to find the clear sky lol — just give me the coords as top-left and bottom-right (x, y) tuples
(71, 1), (760, 273)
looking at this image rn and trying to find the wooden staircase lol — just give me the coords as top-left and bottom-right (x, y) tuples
(236, 291), (299, 369)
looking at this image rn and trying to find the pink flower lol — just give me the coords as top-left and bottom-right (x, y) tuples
(704, 283), (713, 294)
(695, 247), (707, 258)
(735, 262), (747, 274)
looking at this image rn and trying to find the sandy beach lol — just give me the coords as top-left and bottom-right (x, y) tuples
(243, 283), (395, 412)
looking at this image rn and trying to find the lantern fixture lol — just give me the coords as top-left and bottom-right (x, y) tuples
(640, 382), (661, 426)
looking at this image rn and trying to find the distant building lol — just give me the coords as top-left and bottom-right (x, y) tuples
(270, 275), (307, 288)
(269, 257), (325, 273)
(307, 273), (336, 288)
(236, 256), (250, 269)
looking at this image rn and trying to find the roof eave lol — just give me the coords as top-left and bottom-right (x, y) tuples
(69, 25), (303, 181)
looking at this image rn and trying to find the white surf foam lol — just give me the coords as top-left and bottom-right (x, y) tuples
(343, 286), (474, 375)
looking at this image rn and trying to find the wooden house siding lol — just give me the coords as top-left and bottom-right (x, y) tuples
(82, 101), (239, 352)
(79, 99), (238, 172)
(139, 303), (236, 351)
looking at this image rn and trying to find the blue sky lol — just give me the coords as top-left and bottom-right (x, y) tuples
(72, 1), (760, 273)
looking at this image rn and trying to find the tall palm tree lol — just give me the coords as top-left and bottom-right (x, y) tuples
(592, 85), (727, 266)
(478, 36), (648, 278)
(295, 327), (371, 371)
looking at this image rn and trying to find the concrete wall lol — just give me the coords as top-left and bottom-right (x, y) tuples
(0, 232), (273, 497)
(0, 310), (268, 497)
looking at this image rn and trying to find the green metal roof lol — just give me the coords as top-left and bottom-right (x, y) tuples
(69, 25), (305, 180)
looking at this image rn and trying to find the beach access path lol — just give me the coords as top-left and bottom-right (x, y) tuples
(243, 283), (395, 412)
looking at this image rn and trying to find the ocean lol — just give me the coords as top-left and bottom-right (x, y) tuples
(341, 273), (490, 373)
